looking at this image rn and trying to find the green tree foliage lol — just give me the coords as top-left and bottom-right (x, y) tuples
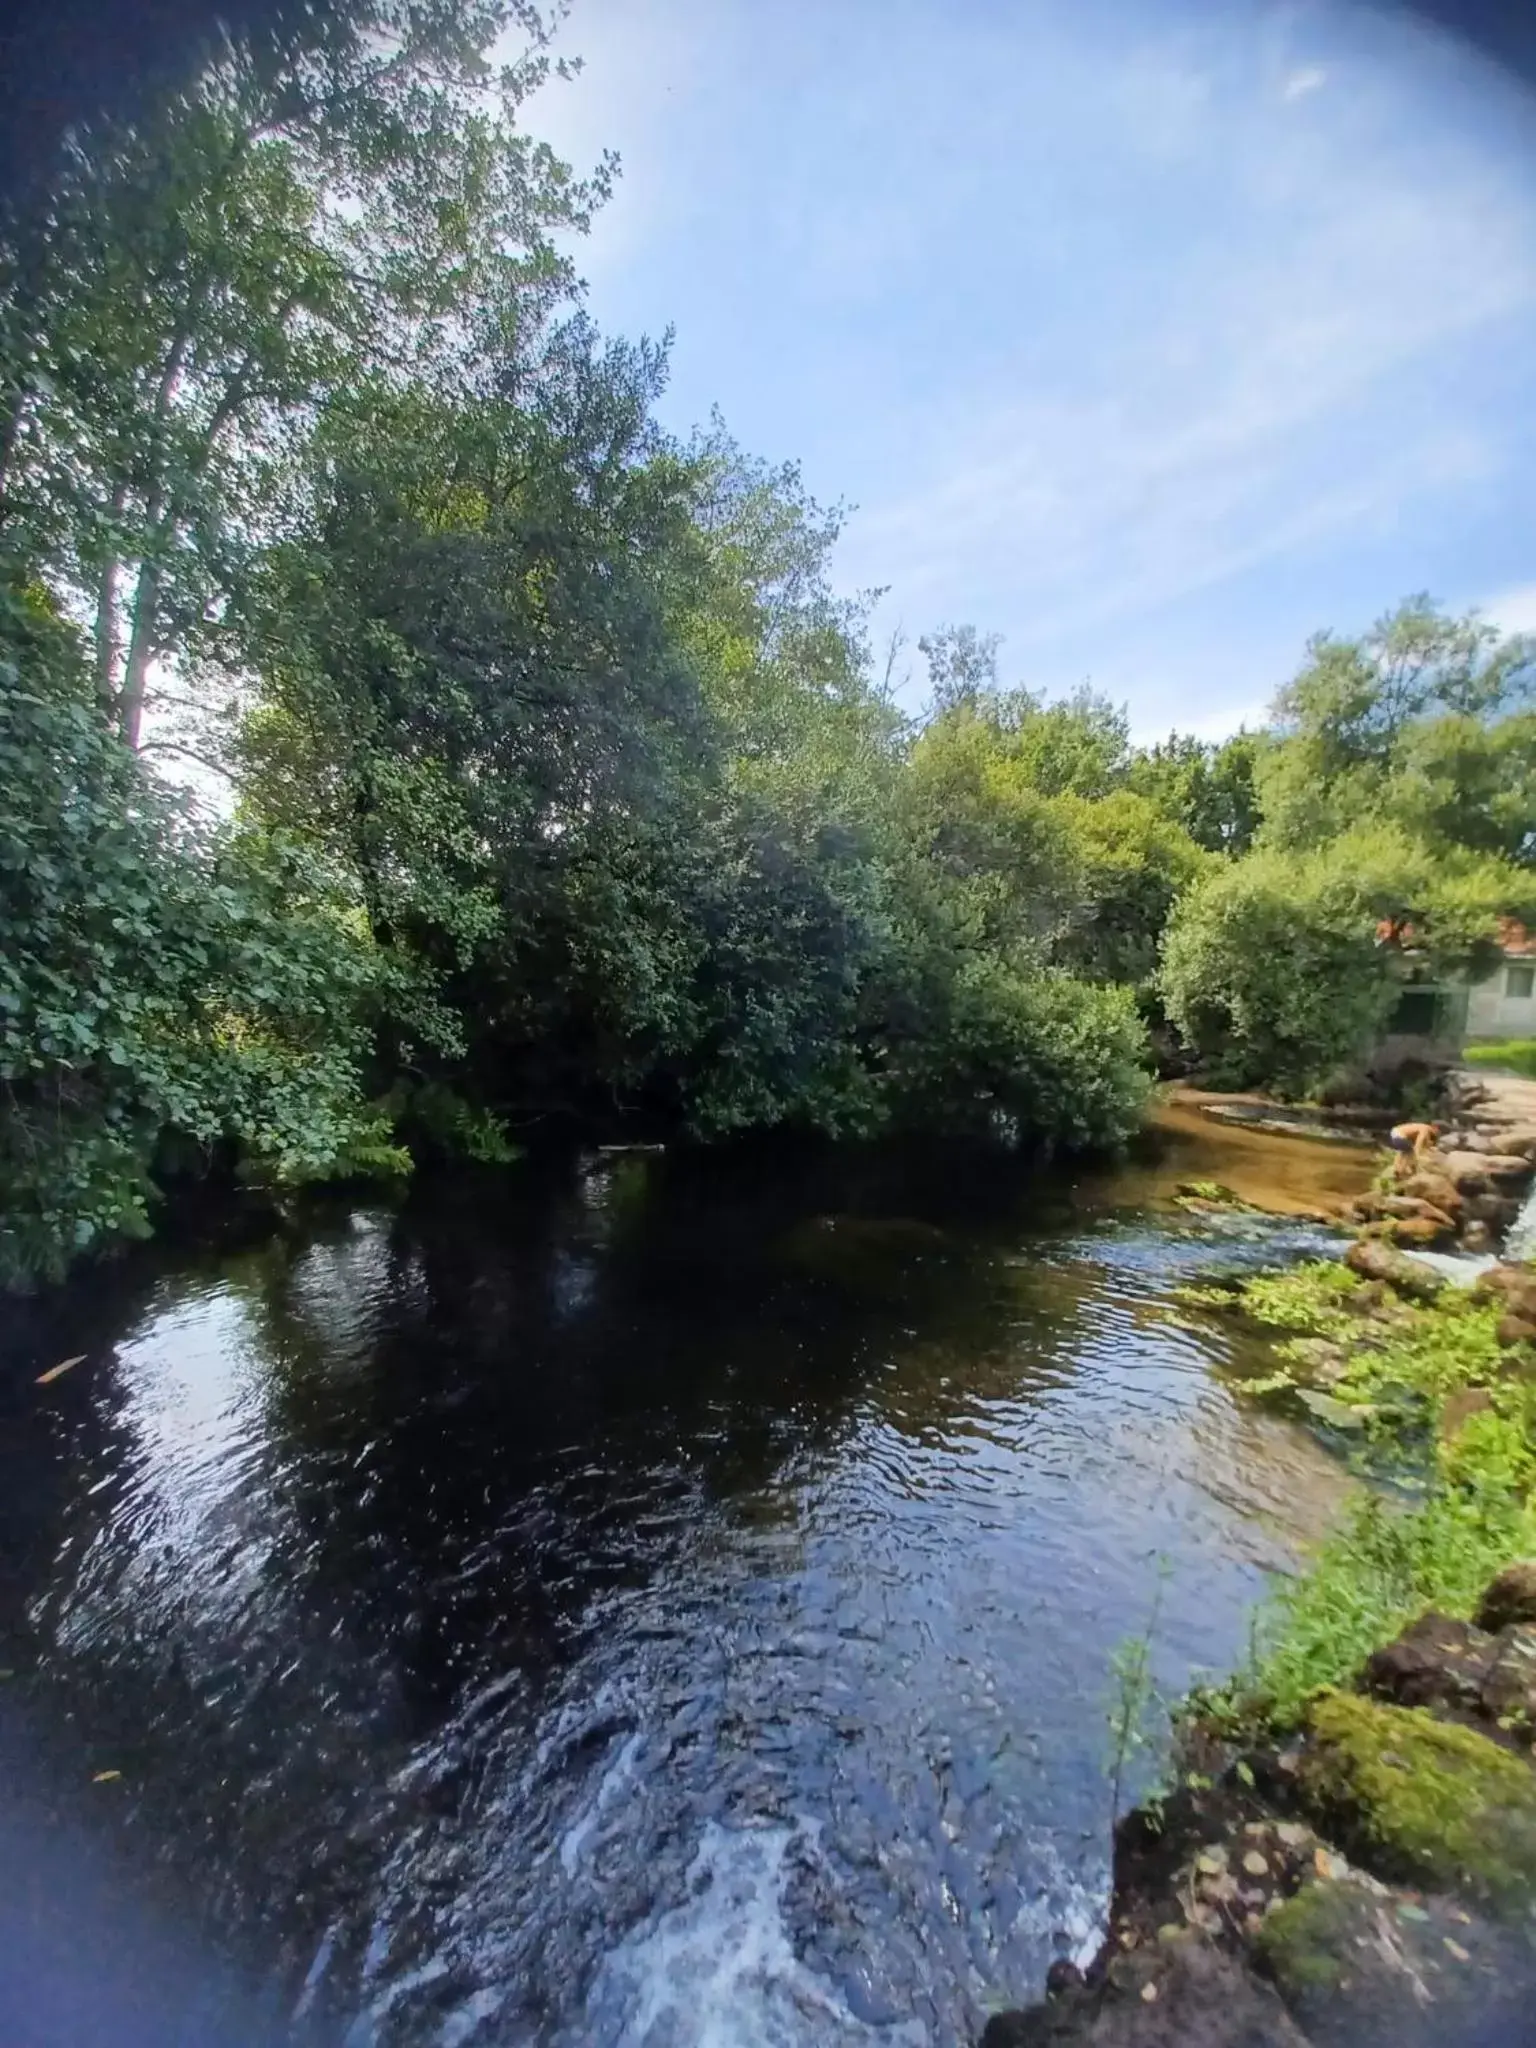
(0, 574), (397, 1286)
(900, 692), (1207, 991)
(1127, 730), (1261, 855)
(1258, 596), (1536, 858)
(46, 1), (1536, 1280)
(0, 0), (604, 748)
(1159, 599), (1536, 1095)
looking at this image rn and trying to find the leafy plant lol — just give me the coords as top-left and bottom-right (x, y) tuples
(1106, 1560), (1172, 1830)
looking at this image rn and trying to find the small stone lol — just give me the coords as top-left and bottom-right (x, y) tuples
(1276, 1822), (1311, 1847)
(1140, 1981), (1158, 2003)
(1045, 1960), (1084, 1998)
(1156, 1922), (1184, 1945)
(1195, 1847), (1228, 1875)
(1444, 1937), (1471, 1963)
(1243, 1849), (1270, 1876)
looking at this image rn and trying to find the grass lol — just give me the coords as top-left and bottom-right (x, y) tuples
(1181, 1257), (1536, 1729)
(1230, 1486), (1536, 1727)
(1465, 1038), (1536, 1081)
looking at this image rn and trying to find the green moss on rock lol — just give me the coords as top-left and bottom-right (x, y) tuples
(1253, 1883), (1350, 1995)
(1300, 1691), (1536, 1908)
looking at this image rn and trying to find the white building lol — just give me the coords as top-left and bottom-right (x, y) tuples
(1466, 920), (1536, 1041)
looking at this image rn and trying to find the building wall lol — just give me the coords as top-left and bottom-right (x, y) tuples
(1467, 957), (1536, 1040)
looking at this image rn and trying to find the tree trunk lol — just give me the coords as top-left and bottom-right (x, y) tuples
(119, 560), (161, 751)
(94, 555), (122, 722)
(0, 381), (25, 527)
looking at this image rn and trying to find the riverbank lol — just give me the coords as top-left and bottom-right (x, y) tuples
(983, 1119), (1536, 2046)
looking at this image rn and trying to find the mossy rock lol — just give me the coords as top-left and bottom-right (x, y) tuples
(1299, 1691), (1536, 1909)
(1254, 1879), (1354, 1998)
(1174, 1180), (1245, 1207)
(1256, 1876), (1536, 2047)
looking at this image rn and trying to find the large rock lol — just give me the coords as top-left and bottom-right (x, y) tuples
(1361, 1612), (1495, 1713)
(1398, 1169), (1463, 1218)
(1297, 1691), (1536, 1907)
(1476, 1559), (1536, 1632)
(1378, 1214), (1452, 1248)
(1482, 1153), (1536, 1183)
(1377, 1194), (1459, 1230)
(1358, 1605), (1536, 1745)
(1436, 1151), (1497, 1194)
(1474, 1265), (1536, 1321)
(1344, 1237), (1444, 1301)
(1254, 1874), (1536, 2048)
(979, 1939), (1308, 2048)
(1463, 1191), (1520, 1227)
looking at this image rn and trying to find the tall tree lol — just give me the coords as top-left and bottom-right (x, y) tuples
(0, 0), (607, 747)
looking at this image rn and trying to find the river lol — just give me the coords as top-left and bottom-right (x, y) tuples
(0, 1107), (1374, 2048)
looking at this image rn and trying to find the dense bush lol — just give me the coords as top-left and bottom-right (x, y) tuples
(0, 578), (398, 1285)
(14, 1), (1535, 1287)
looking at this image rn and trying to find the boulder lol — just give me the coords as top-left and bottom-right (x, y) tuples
(1360, 1609), (1536, 1745)
(1360, 1612), (1495, 1714)
(1436, 1151), (1495, 1194)
(1482, 1153), (1536, 1184)
(1297, 1691), (1536, 1906)
(1474, 1265), (1536, 1321)
(1463, 1191), (1520, 1227)
(1254, 1875), (1536, 2048)
(1476, 1560), (1536, 1633)
(1497, 1313), (1536, 1349)
(1496, 1126), (1536, 1164)
(1344, 1238), (1444, 1301)
(1378, 1195), (1459, 1231)
(980, 1939), (1308, 2048)
(1398, 1170), (1463, 1218)
(1479, 1626), (1536, 1736)
(1379, 1214), (1451, 1248)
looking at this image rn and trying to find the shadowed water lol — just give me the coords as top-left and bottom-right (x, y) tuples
(0, 1115), (1372, 2048)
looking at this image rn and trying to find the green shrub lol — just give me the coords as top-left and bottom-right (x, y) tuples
(0, 578), (398, 1286)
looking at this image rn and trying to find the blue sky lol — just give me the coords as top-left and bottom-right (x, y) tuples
(525, 0), (1536, 738)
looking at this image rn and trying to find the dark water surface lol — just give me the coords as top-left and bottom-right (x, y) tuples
(0, 1114), (1373, 2048)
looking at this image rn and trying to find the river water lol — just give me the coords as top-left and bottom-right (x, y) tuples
(0, 1109), (1373, 2048)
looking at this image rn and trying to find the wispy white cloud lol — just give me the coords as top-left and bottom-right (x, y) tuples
(1281, 64), (1328, 101)
(838, 53), (1536, 669)
(515, 0), (1536, 733)
(1482, 582), (1536, 635)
